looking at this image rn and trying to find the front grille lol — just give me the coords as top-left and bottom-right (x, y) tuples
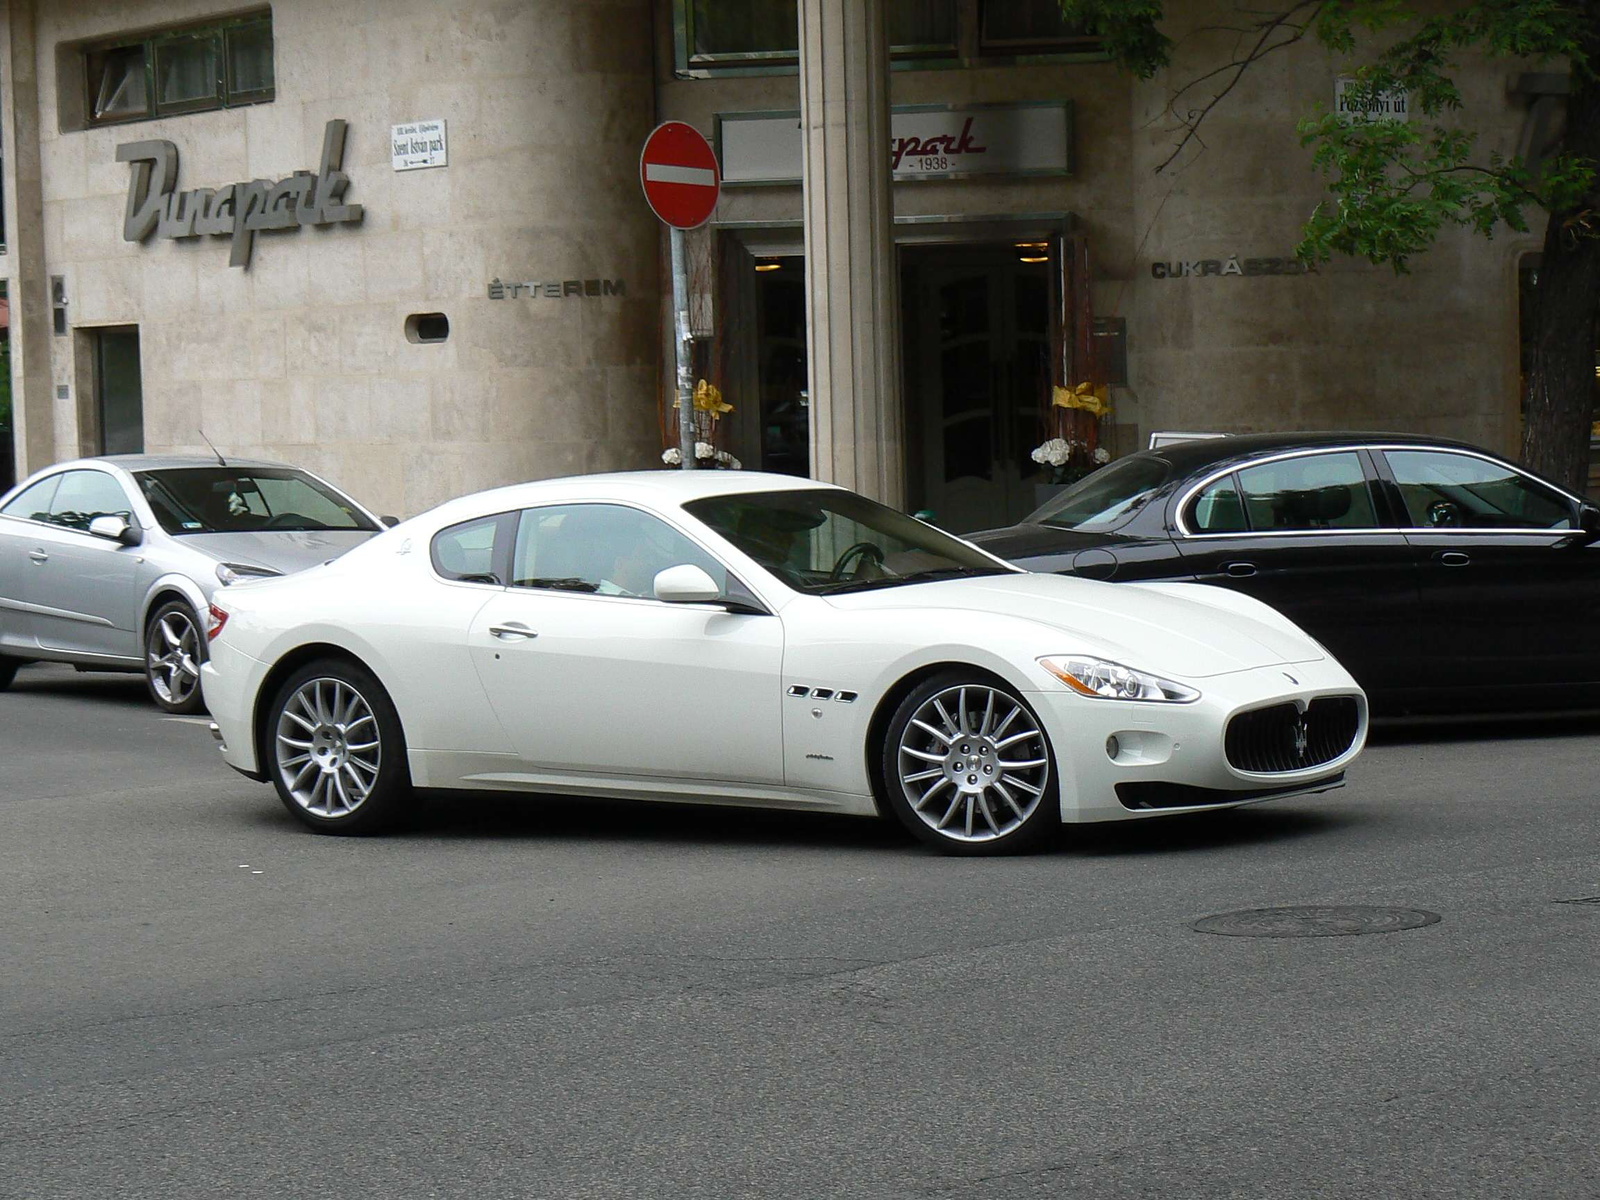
(1225, 696), (1360, 774)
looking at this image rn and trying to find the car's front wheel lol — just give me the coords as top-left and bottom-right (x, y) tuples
(881, 672), (1060, 855)
(266, 659), (411, 835)
(144, 600), (207, 714)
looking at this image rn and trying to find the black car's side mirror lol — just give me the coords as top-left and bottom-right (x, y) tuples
(1577, 504), (1600, 545)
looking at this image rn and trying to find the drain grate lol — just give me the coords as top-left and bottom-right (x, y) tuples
(1192, 905), (1442, 938)
(1555, 896), (1600, 906)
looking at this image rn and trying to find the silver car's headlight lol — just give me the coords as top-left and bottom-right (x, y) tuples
(216, 562), (283, 586)
(1038, 655), (1199, 703)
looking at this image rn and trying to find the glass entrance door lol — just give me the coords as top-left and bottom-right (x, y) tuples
(92, 326), (144, 455)
(903, 247), (1052, 533)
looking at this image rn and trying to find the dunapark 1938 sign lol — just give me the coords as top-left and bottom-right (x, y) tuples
(115, 119), (364, 270)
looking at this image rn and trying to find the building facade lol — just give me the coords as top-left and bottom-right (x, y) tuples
(0, 0), (1566, 526)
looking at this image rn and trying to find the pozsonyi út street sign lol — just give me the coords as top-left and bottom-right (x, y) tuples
(639, 121), (721, 230)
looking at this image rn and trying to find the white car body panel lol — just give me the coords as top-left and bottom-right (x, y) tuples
(202, 471), (1367, 828)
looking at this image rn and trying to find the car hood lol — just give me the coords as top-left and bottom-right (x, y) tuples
(822, 572), (1322, 679)
(177, 530), (375, 575)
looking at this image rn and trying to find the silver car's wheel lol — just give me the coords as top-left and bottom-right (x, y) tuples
(145, 602), (206, 714)
(274, 677), (382, 819)
(888, 680), (1055, 851)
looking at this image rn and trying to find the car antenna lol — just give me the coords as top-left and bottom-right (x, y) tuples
(197, 428), (227, 467)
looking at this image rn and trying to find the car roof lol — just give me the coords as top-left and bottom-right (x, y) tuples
(420, 469), (843, 526)
(87, 454), (296, 472)
(1141, 431), (1485, 475)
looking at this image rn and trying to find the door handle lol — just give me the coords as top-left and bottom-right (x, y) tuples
(1435, 551), (1471, 567)
(489, 623), (537, 641)
(28, 550), (48, 565)
(1223, 561), (1257, 578)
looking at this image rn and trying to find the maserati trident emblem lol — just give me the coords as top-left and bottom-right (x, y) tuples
(1292, 715), (1309, 761)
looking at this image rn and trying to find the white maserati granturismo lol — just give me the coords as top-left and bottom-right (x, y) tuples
(200, 471), (1367, 853)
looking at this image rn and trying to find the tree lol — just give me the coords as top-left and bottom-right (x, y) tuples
(1062, 0), (1600, 493)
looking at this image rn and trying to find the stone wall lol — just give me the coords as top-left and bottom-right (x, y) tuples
(5, 0), (663, 516)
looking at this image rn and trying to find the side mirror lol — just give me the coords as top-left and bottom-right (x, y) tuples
(653, 563), (722, 604)
(381, 515), (402, 528)
(88, 515), (141, 546)
(1578, 504), (1600, 545)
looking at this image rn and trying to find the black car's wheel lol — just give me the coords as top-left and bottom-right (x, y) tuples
(144, 601), (208, 714)
(266, 658), (411, 835)
(0, 655), (20, 691)
(880, 671), (1059, 855)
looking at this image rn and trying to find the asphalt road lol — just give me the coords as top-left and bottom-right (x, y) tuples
(3, 662), (1599, 1199)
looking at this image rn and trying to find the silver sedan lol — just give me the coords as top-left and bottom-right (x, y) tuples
(0, 455), (388, 713)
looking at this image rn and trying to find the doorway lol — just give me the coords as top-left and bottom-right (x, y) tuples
(902, 244), (1053, 532)
(89, 326), (144, 455)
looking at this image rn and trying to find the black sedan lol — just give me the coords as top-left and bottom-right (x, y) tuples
(968, 432), (1600, 715)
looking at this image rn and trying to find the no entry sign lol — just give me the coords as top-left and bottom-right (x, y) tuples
(639, 121), (721, 230)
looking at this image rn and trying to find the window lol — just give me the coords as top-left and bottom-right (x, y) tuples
(405, 313), (450, 344)
(980, 0), (1099, 52)
(511, 504), (725, 598)
(1, 474), (63, 522)
(135, 468), (379, 535)
(1384, 450), (1574, 530)
(431, 513), (512, 585)
(686, 488), (1009, 594)
(45, 470), (135, 532)
(1233, 452), (1378, 532)
(1032, 456), (1170, 532)
(1187, 475), (1247, 534)
(678, 0), (960, 72)
(84, 13), (273, 127)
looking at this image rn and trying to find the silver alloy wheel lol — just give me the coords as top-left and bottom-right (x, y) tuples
(147, 610), (202, 707)
(274, 677), (382, 819)
(896, 684), (1050, 844)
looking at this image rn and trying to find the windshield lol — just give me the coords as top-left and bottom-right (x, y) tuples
(684, 488), (1015, 595)
(135, 468), (379, 535)
(1029, 456), (1171, 531)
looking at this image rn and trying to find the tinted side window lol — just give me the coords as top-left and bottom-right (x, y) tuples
(1384, 450), (1573, 530)
(512, 504), (725, 598)
(1, 475), (64, 522)
(1235, 452), (1377, 531)
(1188, 474), (1247, 533)
(431, 514), (508, 584)
(47, 470), (136, 531)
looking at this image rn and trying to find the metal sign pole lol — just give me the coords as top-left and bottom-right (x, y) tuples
(671, 226), (695, 469)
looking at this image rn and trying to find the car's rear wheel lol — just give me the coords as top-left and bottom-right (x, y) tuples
(144, 600), (207, 714)
(881, 673), (1059, 855)
(267, 659), (411, 835)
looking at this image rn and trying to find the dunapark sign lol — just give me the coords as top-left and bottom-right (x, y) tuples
(115, 119), (364, 269)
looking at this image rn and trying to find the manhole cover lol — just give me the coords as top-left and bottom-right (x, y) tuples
(1192, 905), (1442, 938)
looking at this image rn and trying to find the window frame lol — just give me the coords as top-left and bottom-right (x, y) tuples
(82, 11), (274, 128)
(1374, 447), (1581, 533)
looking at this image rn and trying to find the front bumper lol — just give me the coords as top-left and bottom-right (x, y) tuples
(1026, 656), (1366, 823)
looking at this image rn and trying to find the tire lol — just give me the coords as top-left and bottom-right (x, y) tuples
(144, 600), (208, 715)
(0, 656), (19, 691)
(265, 658), (411, 835)
(880, 671), (1060, 855)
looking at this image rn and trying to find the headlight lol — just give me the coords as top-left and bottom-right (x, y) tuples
(216, 562), (282, 586)
(1038, 655), (1199, 703)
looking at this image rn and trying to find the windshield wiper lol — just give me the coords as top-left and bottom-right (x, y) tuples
(512, 577), (599, 593)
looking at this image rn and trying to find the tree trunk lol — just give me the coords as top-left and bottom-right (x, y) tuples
(1521, 4), (1600, 495)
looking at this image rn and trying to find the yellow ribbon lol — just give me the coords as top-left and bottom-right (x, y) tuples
(676, 379), (734, 418)
(1052, 382), (1112, 419)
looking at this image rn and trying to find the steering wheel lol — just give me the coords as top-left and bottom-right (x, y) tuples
(829, 541), (885, 581)
(263, 512), (311, 530)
